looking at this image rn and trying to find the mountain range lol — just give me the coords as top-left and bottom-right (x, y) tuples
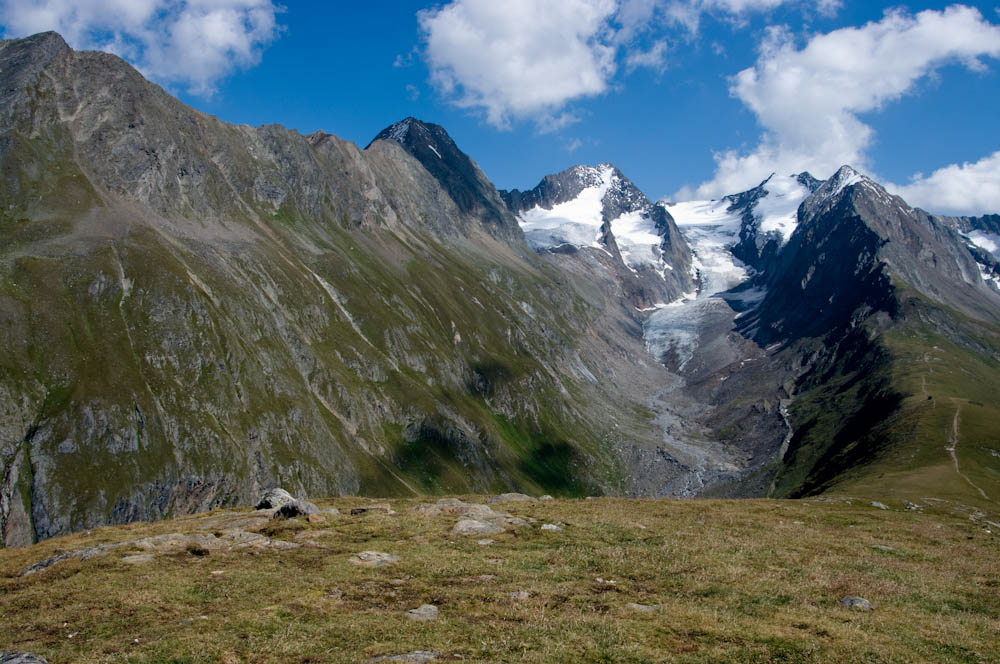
(1, 32), (998, 547)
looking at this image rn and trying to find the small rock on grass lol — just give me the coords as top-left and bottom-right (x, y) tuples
(452, 519), (504, 536)
(406, 604), (439, 621)
(626, 602), (659, 612)
(487, 493), (537, 504)
(539, 495), (554, 501)
(349, 551), (399, 568)
(840, 596), (874, 611)
(477, 538), (495, 545)
(508, 591), (530, 601)
(1, 654), (49, 664)
(871, 501), (890, 510)
(540, 523), (562, 531)
(367, 652), (440, 663)
(351, 502), (394, 516)
(871, 545), (895, 552)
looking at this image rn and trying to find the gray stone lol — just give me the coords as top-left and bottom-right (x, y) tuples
(839, 596), (874, 611)
(349, 551), (399, 567)
(1, 654), (49, 664)
(274, 500), (319, 518)
(626, 602), (659, 612)
(255, 488), (295, 511)
(508, 591), (530, 601)
(871, 501), (890, 510)
(406, 604), (439, 621)
(540, 523), (562, 531)
(871, 545), (895, 552)
(452, 519), (504, 536)
(367, 652), (440, 663)
(487, 493), (537, 504)
(539, 495), (554, 501)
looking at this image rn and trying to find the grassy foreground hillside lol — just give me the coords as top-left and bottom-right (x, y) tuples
(1, 496), (997, 663)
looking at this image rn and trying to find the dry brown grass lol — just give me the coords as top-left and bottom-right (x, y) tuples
(1, 496), (998, 663)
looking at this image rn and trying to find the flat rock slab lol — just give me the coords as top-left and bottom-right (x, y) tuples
(488, 493), (538, 504)
(540, 523), (563, 531)
(626, 602), (659, 612)
(351, 503), (395, 516)
(508, 591), (530, 601)
(349, 551), (399, 567)
(20, 528), (301, 576)
(452, 519), (505, 536)
(871, 502), (890, 510)
(367, 652), (440, 663)
(121, 553), (155, 565)
(840, 596), (874, 611)
(1, 654), (49, 664)
(406, 605), (439, 621)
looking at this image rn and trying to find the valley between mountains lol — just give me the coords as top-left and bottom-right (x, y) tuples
(1, 31), (1000, 551)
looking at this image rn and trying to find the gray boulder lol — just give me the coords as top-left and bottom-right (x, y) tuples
(1, 654), (50, 664)
(452, 519), (504, 536)
(274, 500), (319, 519)
(487, 493), (537, 504)
(406, 604), (439, 621)
(839, 596), (874, 611)
(256, 488), (295, 510)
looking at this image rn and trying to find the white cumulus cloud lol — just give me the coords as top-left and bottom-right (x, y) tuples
(0, 0), (283, 95)
(888, 151), (1000, 216)
(684, 5), (1000, 203)
(418, 0), (619, 129)
(418, 0), (830, 129)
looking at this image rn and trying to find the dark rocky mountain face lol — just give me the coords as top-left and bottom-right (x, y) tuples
(727, 172), (821, 275)
(367, 118), (521, 241)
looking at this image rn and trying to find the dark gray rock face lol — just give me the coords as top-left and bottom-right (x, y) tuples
(738, 166), (1000, 347)
(367, 118), (521, 241)
(727, 172), (820, 275)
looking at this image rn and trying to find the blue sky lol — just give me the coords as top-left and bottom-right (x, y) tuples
(2, 1), (1000, 214)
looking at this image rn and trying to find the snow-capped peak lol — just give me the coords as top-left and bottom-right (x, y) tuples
(515, 163), (675, 278)
(829, 165), (869, 196)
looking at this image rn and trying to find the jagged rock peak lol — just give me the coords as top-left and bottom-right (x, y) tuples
(366, 117), (521, 239)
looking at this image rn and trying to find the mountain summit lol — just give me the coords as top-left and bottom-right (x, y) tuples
(367, 117), (520, 240)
